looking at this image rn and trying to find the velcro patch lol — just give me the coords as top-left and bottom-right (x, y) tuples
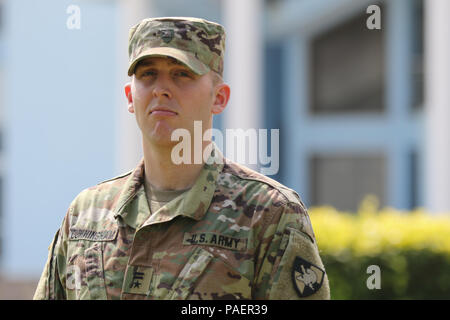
(69, 228), (118, 241)
(183, 232), (247, 251)
(292, 256), (325, 298)
(122, 265), (153, 295)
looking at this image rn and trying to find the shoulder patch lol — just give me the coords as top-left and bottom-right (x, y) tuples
(292, 256), (325, 298)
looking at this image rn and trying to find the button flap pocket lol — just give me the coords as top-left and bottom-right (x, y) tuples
(83, 243), (108, 300)
(167, 247), (214, 300)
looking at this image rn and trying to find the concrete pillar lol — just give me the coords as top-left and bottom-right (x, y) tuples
(222, 0), (264, 170)
(424, 0), (450, 213)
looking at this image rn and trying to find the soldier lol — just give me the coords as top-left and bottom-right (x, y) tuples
(33, 17), (330, 300)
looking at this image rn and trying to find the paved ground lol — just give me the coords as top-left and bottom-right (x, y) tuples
(0, 275), (39, 300)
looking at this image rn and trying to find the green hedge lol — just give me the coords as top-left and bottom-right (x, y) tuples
(309, 197), (450, 299)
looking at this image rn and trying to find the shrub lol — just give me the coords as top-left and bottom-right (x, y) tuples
(309, 198), (450, 299)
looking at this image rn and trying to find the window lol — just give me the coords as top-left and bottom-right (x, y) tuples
(310, 6), (385, 114)
(411, 0), (424, 109)
(310, 154), (386, 212)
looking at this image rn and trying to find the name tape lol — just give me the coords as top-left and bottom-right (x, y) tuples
(183, 232), (247, 251)
(69, 228), (118, 241)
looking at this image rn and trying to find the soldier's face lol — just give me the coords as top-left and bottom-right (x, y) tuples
(125, 56), (229, 149)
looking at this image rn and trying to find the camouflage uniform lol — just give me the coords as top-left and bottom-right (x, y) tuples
(34, 17), (330, 300)
(34, 145), (329, 300)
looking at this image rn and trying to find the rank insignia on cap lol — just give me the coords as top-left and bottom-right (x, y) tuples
(159, 29), (174, 43)
(292, 256), (325, 298)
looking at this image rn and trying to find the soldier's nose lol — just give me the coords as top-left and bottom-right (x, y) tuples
(152, 87), (171, 99)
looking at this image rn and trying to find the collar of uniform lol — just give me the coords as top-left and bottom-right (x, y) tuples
(114, 143), (225, 229)
(140, 143), (224, 227)
(113, 158), (151, 229)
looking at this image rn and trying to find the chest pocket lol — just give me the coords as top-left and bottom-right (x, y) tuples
(166, 247), (214, 299)
(67, 227), (118, 300)
(167, 247), (251, 300)
(123, 246), (251, 300)
(83, 243), (108, 299)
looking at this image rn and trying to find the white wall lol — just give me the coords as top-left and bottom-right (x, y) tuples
(424, 0), (450, 213)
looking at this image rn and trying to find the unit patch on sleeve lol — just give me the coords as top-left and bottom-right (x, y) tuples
(183, 232), (247, 251)
(292, 256), (325, 298)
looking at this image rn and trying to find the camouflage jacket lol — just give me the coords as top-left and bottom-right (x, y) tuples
(34, 145), (330, 300)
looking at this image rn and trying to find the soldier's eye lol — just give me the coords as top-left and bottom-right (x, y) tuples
(141, 70), (156, 77)
(174, 70), (192, 78)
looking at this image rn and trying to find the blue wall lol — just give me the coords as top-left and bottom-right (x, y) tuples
(2, 0), (117, 275)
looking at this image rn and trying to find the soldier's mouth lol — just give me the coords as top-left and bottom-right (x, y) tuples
(150, 106), (178, 116)
(150, 110), (178, 116)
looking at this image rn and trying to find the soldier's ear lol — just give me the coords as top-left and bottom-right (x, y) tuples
(211, 83), (230, 115)
(124, 82), (134, 113)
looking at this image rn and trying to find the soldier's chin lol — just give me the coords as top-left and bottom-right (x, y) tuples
(143, 128), (176, 148)
(149, 135), (178, 148)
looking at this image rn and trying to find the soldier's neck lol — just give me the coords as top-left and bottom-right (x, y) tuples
(142, 138), (208, 191)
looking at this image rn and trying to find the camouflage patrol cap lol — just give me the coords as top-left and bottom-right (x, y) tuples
(127, 17), (226, 77)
